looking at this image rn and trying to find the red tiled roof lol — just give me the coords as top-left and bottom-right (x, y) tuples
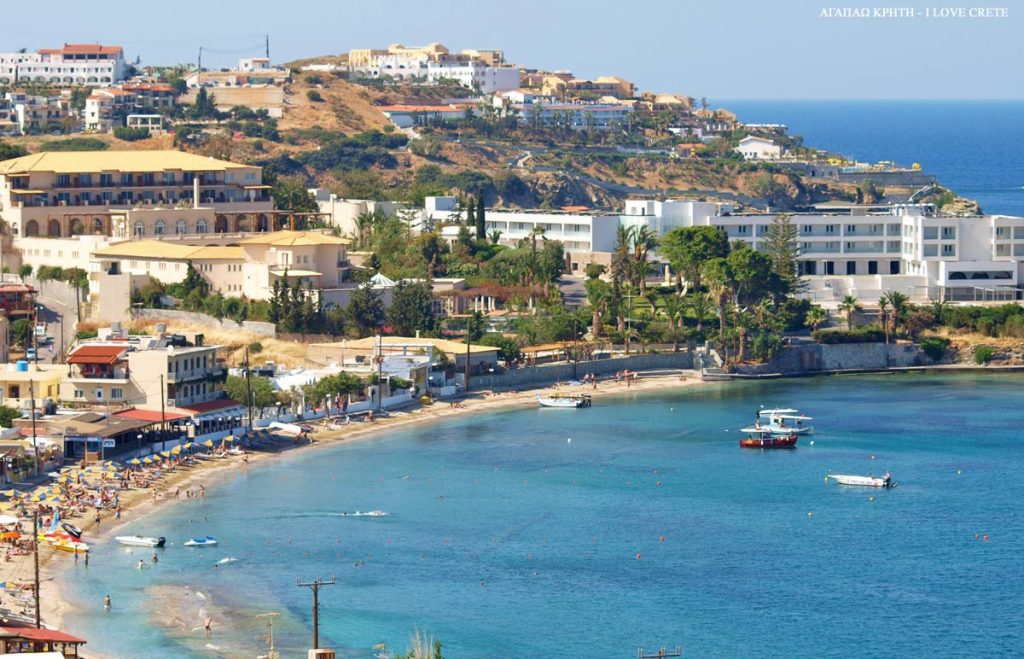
(67, 345), (127, 365)
(39, 44), (123, 56)
(178, 399), (243, 414)
(0, 626), (87, 643)
(112, 408), (189, 423)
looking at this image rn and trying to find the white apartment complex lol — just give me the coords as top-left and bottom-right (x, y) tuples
(735, 136), (782, 160)
(492, 92), (635, 130)
(348, 42), (518, 93)
(0, 44), (125, 85)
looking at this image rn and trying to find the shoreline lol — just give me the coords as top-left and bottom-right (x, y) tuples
(34, 370), (706, 637)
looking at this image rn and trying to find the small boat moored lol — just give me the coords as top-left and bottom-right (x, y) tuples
(184, 536), (218, 547)
(739, 427), (798, 449)
(756, 408), (814, 435)
(827, 472), (895, 488)
(537, 394), (592, 408)
(116, 535), (167, 548)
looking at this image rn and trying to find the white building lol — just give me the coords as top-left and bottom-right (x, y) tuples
(496, 96), (634, 130)
(735, 136), (782, 160)
(0, 44), (125, 86)
(622, 199), (1024, 303)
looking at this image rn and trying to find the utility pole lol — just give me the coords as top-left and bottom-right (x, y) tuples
(159, 374), (167, 452)
(244, 346), (253, 430)
(464, 315), (474, 392)
(33, 510), (40, 628)
(29, 380), (39, 477)
(375, 334), (383, 411)
(296, 576), (335, 650)
(197, 47), (202, 87)
(572, 317), (579, 380)
(265, 34), (270, 60)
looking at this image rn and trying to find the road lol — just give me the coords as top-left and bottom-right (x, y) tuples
(32, 284), (78, 365)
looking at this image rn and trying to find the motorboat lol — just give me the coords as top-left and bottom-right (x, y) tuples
(537, 394), (592, 408)
(827, 472), (895, 488)
(116, 535), (167, 548)
(756, 408), (814, 435)
(184, 536), (218, 547)
(50, 538), (90, 553)
(62, 523), (83, 540)
(739, 427), (798, 449)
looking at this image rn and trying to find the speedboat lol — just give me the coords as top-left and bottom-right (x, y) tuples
(184, 536), (218, 547)
(537, 394), (591, 408)
(827, 472), (895, 488)
(756, 408), (814, 435)
(51, 538), (90, 553)
(116, 535), (167, 548)
(739, 427), (798, 449)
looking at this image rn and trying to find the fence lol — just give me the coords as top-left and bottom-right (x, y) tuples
(467, 351), (695, 390)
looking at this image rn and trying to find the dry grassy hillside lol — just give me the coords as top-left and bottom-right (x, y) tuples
(281, 76), (392, 134)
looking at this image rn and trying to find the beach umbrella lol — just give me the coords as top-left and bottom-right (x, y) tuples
(203, 440), (214, 448)
(171, 446), (182, 456)
(0, 581), (21, 590)
(0, 515), (20, 525)
(142, 456), (153, 464)
(161, 451), (171, 458)
(224, 436), (235, 443)
(151, 454), (163, 461)
(1, 490), (18, 498)
(183, 443), (194, 450)
(129, 458), (141, 466)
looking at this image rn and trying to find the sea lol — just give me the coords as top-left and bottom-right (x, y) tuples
(718, 100), (1024, 218)
(58, 374), (1024, 657)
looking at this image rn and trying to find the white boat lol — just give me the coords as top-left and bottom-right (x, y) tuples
(537, 394), (591, 408)
(116, 535), (166, 548)
(756, 408), (814, 435)
(184, 536), (219, 547)
(827, 472), (895, 488)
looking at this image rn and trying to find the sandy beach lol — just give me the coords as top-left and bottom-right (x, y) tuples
(6, 369), (705, 643)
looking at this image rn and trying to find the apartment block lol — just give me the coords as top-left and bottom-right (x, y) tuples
(0, 44), (125, 86)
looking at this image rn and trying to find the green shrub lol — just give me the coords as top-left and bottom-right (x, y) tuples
(75, 329), (99, 340)
(248, 341), (263, 354)
(812, 325), (885, 344)
(113, 126), (150, 141)
(973, 345), (995, 364)
(38, 138), (108, 152)
(920, 336), (950, 361)
(306, 90), (323, 102)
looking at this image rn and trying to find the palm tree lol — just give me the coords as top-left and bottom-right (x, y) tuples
(878, 297), (891, 345)
(929, 298), (950, 324)
(838, 295), (862, 330)
(661, 294), (686, 352)
(631, 226), (659, 293)
(686, 293), (713, 334)
(611, 225), (634, 287)
(804, 306), (828, 332)
(702, 258), (733, 346)
(881, 290), (910, 339)
(733, 307), (754, 363)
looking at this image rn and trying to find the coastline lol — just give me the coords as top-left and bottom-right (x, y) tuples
(33, 370), (706, 637)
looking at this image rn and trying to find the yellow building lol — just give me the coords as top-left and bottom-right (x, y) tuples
(542, 75), (635, 100)
(0, 362), (63, 408)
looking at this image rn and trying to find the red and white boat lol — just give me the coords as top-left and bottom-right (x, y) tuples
(739, 428), (798, 449)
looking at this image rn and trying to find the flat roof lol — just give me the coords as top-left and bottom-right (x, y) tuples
(239, 230), (350, 247)
(92, 241), (245, 261)
(0, 150), (255, 175)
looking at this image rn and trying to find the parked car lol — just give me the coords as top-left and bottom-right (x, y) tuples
(26, 348), (36, 360)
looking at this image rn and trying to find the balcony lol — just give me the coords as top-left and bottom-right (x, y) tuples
(167, 367), (226, 384)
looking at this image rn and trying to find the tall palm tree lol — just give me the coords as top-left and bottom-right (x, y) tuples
(878, 297), (891, 345)
(611, 225), (634, 287)
(631, 226), (659, 293)
(733, 307), (754, 363)
(838, 294), (862, 330)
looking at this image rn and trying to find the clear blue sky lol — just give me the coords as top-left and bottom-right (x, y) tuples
(1, 0), (1020, 99)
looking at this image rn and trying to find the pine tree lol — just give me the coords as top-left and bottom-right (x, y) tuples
(475, 195), (486, 240)
(268, 278), (283, 323)
(764, 213), (802, 293)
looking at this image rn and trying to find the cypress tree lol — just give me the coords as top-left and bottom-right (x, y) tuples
(476, 195), (486, 240)
(465, 196), (475, 229)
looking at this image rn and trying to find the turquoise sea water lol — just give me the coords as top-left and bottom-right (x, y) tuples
(59, 375), (1024, 657)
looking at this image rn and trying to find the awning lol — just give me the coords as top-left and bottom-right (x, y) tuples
(272, 269), (322, 278)
(243, 184), (272, 189)
(113, 408), (189, 423)
(10, 189), (46, 195)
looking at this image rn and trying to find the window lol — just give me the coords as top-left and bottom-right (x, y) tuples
(95, 388), (103, 401)
(825, 224), (836, 234)
(942, 227), (957, 239)
(111, 387), (123, 400)
(176, 219), (187, 235)
(942, 244), (956, 256)
(923, 227), (938, 240)
(154, 220), (165, 235)
(890, 260), (900, 275)
(133, 221), (145, 237)
(74, 389), (84, 399)
(196, 219), (208, 234)
(845, 225), (857, 234)
(846, 261), (856, 275)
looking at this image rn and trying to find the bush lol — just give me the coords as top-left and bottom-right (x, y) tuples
(76, 329), (99, 340)
(38, 138), (108, 152)
(0, 406), (22, 428)
(248, 341), (263, 354)
(113, 126), (150, 141)
(920, 336), (950, 361)
(304, 74), (324, 85)
(812, 325), (885, 344)
(974, 345), (995, 364)
(306, 90), (323, 102)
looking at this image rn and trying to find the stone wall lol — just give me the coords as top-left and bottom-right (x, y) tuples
(135, 308), (277, 338)
(468, 351), (694, 390)
(735, 342), (930, 376)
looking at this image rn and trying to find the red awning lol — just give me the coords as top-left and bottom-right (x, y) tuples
(112, 408), (189, 423)
(67, 345), (127, 365)
(0, 626), (87, 643)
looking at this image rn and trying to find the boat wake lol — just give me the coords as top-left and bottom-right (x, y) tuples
(339, 510), (389, 517)
(217, 557), (238, 565)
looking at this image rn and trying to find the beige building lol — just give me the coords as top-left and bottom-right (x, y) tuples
(308, 336), (499, 375)
(0, 362), (62, 408)
(0, 150), (272, 241)
(61, 331), (231, 417)
(542, 75), (635, 100)
(91, 230), (351, 301)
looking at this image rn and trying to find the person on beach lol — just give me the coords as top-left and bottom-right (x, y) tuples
(151, 553), (158, 564)
(104, 595), (111, 610)
(115, 506), (122, 521)
(204, 617), (213, 637)
(199, 485), (205, 498)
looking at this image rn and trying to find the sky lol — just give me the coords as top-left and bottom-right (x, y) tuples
(1, 0), (1021, 99)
